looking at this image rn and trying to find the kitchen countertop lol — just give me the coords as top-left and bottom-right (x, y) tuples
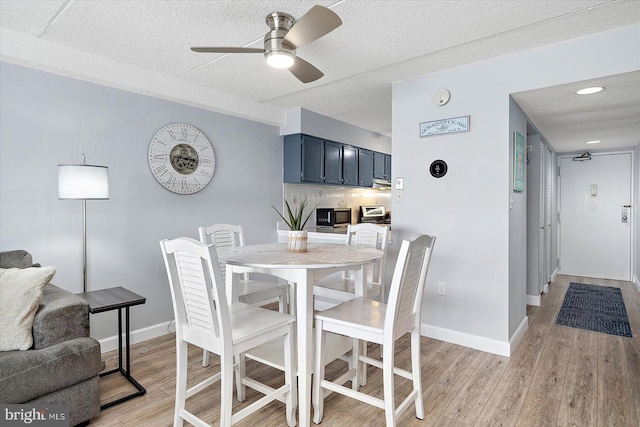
(276, 223), (392, 244)
(308, 226), (349, 234)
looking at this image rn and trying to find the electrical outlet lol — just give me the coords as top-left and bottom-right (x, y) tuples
(437, 281), (446, 296)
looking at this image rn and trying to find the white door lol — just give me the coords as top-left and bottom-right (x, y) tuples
(559, 152), (632, 280)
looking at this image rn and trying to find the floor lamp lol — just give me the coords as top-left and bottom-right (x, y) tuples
(58, 155), (109, 293)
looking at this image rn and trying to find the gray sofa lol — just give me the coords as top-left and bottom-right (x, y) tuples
(0, 250), (102, 426)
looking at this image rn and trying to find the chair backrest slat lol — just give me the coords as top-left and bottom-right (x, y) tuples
(346, 223), (389, 285)
(199, 224), (245, 281)
(160, 237), (230, 346)
(384, 235), (435, 338)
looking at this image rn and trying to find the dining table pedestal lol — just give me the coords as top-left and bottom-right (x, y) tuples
(218, 242), (383, 427)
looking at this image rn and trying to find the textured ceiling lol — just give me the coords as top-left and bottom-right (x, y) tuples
(512, 71), (640, 153)
(1, 0), (639, 153)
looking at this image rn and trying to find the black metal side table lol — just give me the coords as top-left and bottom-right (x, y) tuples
(77, 286), (147, 410)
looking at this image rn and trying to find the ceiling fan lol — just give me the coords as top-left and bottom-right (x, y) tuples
(191, 5), (341, 83)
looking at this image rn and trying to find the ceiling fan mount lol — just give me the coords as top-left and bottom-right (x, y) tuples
(191, 5), (341, 83)
(263, 12), (296, 69)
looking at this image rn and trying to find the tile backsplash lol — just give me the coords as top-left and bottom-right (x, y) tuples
(283, 183), (391, 224)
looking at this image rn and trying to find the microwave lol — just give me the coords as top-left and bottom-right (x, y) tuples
(316, 208), (352, 227)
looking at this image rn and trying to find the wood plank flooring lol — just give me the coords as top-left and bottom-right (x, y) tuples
(90, 275), (640, 426)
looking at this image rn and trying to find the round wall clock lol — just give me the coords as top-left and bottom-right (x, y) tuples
(148, 123), (215, 194)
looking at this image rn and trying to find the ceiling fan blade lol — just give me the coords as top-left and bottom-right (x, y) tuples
(191, 47), (264, 53)
(289, 57), (324, 83)
(283, 5), (341, 49)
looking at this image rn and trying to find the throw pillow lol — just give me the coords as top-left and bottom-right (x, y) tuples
(0, 266), (56, 351)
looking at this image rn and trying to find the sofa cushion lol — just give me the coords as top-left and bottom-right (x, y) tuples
(0, 267), (56, 351)
(0, 250), (39, 268)
(32, 284), (90, 350)
(0, 337), (102, 403)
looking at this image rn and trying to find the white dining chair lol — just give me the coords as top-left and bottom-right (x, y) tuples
(313, 223), (389, 311)
(199, 224), (290, 367)
(160, 237), (297, 427)
(312, 234), (435, 427)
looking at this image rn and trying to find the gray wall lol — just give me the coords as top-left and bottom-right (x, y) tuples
(392, 24), (639, 355)
(0, 61), (284, 340)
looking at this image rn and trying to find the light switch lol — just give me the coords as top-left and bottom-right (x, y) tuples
(395, 177), (404, 190)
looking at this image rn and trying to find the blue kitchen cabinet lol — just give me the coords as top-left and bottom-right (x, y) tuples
(384, 153), (392, 181)
(321, 141), (358, 186)
(358, 148), (374, 187)
(284, 134), (388, 187)
(342, 145), (358, 186)
(373, 151), (391, 181)
(324, 140), (343, 185)
(284, 134), (324, 183)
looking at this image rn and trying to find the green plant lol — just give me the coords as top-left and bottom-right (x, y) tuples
(272, 197), (317, 231)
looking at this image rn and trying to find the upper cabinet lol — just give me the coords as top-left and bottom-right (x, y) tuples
(373, 151), (391, 181)
(342, 144), (359, 186)
(358, 149), (374, 187)
(323, 140), (342, 185)
(283, 134), (389, 188)
(284, 134), (323, 183)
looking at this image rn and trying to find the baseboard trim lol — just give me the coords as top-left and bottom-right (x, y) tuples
(420, 323), (511, 357)
(99, 319), (529, 358)
(509, 316), (529, 355)
(634, 275), (640, 293)
(526, 294), (541, 306)
(97, 321), (174, 353)
(551, 268), (559, 283)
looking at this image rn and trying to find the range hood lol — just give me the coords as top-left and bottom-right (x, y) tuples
(372, 178), (391, 189)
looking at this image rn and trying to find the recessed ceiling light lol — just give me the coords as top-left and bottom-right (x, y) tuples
(576, 86), (604, 95)
(586, 140), (601, 144)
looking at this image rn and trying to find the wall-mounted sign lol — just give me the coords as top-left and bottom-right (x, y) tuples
(420, 115), (470, 137)
(430, 160), (448, 178)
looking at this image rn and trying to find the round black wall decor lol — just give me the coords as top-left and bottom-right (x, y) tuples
(430, 160), (448, 178)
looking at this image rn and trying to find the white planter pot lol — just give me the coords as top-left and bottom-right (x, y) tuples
(287, 230), (308, 253)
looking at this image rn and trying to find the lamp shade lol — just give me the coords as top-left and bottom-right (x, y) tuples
(58, 164), (109, 200)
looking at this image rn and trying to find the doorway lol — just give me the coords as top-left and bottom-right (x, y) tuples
(559, 152), (633, 280)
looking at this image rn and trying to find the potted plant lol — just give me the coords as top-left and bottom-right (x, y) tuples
(272, 197), (317, 252)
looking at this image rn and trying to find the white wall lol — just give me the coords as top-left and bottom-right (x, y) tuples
(0, 61), (284, 341)
(281, 107), (391, 154)
(392, 24), (640, 355)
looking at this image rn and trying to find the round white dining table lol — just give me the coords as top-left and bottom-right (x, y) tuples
(217, 242), (383, 427)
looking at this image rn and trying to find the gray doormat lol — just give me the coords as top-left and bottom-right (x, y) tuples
(555, 282), (633, 338)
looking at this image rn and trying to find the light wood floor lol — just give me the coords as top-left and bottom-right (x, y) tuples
(90, 275), (640, 426)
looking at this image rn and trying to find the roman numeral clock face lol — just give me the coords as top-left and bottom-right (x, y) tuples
(148, 123), (215, 194)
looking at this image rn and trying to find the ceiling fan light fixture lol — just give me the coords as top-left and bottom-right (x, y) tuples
(265, 50), (295, 69)
(586, 140), (601, 144)
(576, 86), (604, 95)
